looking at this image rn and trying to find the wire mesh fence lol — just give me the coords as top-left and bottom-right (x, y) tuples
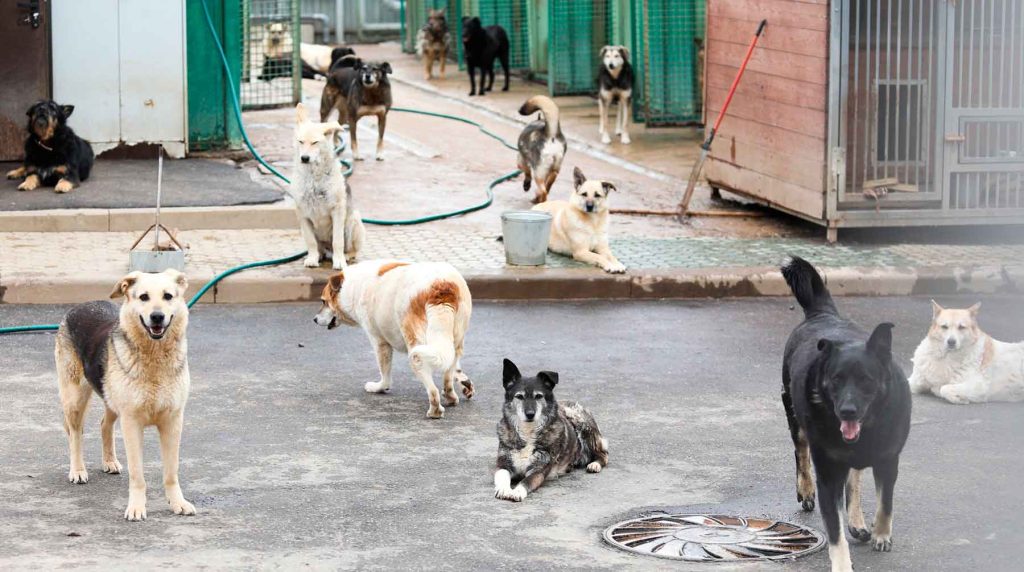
(477, 0), (530, 69)
(548, 0), (613, 95)
(242, 0), (301, 110)
(631, 0), (704, 126)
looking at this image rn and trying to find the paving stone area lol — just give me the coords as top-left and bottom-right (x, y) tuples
(3, 228), (1022, 282)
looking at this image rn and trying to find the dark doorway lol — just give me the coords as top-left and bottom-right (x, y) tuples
(0, 0), (51, 161)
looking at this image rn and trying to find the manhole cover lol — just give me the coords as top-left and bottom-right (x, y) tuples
(603, 514), (825, 562)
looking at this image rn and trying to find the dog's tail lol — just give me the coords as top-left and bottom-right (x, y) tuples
(519, 95), (560, 139)
(782, 256), (837, 317)
(408, 280), (462, 373)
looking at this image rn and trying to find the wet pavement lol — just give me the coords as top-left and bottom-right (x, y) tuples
(1, 297), (1022, 570)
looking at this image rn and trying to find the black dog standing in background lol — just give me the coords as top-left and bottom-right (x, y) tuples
(780, 256), (911, 572)
(461, 17), (510, 96)
(6, 100), (94, 193)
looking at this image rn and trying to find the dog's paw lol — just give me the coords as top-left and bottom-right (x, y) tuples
(620, 134), (632, 145)
(872, 535), (892, 552)
(124, 501), (147, 521)
(331, 260), (346, 271)
(603, 262), (626, 274)
(102, 459), (123, 474)
(459, 377), (474, 399)
(169, 498), (196, 516)
(303, 255), (320, 268)
(375, 153), (385, 162)
(849, 526), (872, 542)
(586, 461), (603, 473)
(5, 168), (23, 179)
(426, 403), (445, 419)
(495, 484), (527, 502)
(17, 176), (39, 191)
(68, 469), (89, 484)
(364, 380), (390, 393)
(502, 86), (509, 92)
(798, 493), (815, 512)
(600, 133), (612, 144)
(939, 385), (969, 404)
(354, 154), (365, 161)
(443, 391), (460, 407)
(54, 179), (74, 193)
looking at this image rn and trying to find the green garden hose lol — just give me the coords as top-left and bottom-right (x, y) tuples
(0, 1), (519, 336)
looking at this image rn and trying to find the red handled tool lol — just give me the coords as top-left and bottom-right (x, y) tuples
(678, 19), (767, 219)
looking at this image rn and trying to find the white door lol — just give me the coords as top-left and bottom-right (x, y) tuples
(52, 0), (187, 157)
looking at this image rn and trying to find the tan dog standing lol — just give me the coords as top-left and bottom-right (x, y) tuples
(313, 260), (474, 419)
(416, 8), (451, 80)
(532, 167), (625, 273)
(54, 269), (195, 520)
(909, 302), (1024, 403)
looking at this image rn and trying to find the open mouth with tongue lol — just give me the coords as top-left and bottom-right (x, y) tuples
(140, 316), (170, 340)
(840, 420), (862, 443)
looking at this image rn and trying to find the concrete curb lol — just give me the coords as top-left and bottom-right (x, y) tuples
(2, 264), (1019, 305)
(0, 200), (296, 232)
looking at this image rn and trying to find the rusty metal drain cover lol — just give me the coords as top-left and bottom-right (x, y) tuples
(603, 514), (825, 562)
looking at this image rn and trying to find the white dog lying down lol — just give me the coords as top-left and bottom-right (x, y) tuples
(908, 301), (1024, 404)
(313, 260), (475, 418)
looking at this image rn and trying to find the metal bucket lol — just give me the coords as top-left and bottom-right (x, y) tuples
(501, 210), (552, 266)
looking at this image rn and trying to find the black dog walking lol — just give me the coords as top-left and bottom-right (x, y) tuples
(461, 17), (510, 96)
(6, 100), (94, 193)
(780, 257), (911, 572)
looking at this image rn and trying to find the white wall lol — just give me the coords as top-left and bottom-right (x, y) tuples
(52, 0), (187, 157)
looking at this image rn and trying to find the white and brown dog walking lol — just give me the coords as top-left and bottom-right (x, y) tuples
(54, 269), (196, 520)
(314, 260), (474, 418)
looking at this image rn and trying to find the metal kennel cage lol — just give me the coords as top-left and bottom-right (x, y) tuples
(547, 0), (614, 95)
(401, 0), (464, 65)
(475, 0), (531, 70)
(833, 0), (1024, 225)
(630, 0), (704, 125)
(241, 0), (301, 109)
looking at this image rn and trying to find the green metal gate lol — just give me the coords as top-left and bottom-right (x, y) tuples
(476, 0), (531, 69)
(631, 0), (704, 125)
(547, 0), (614, 95)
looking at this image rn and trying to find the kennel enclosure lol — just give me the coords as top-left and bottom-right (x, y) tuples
(704, 0), (1024, 240)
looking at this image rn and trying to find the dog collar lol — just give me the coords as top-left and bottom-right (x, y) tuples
(35, 139), (53, 152)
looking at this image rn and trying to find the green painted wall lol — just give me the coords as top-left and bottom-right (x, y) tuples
(186, 0), (242, 152)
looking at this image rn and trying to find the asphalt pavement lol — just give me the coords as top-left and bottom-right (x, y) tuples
(1, 297), (1022, 570)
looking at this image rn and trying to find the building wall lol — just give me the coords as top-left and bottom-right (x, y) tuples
(703, 0), (829, 220)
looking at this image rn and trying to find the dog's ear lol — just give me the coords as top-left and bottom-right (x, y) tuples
(619, 46), (630, 61)
(573, 166), (586, 190)
(867, 323), (895, 363)
(295, 102), (309, 124)
(599, 45), (610, 58)
(60, 104), (75, 119)
(537, 371), (559, 389)
(110, 271), (143, 299)
(601, 182), (617, 194)
(322, 121), (344, 136)
(930, 299), (944, 320)
(436, 8), (445, 16)
(694, 38), (705, 49)
(381, 62), (393, 75)
(968, 302), (981, 317)
(502, 358), (521, 388)
(817, 338), (835, 355)
(327, 271), (344, 295)
(163, 268), (188, 296)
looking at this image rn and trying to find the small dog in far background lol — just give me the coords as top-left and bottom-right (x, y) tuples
(597, 45), (633, 145)
(6, 100), (94, 193)
(516, 95), (566, 204)
(416, 8), (451, 80)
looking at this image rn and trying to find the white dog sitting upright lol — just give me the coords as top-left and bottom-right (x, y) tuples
(313, 260), (475, 418)
(908, 301), (1024, 404)
(289, 102), (365, 270)
(531, 166), (625, 274)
